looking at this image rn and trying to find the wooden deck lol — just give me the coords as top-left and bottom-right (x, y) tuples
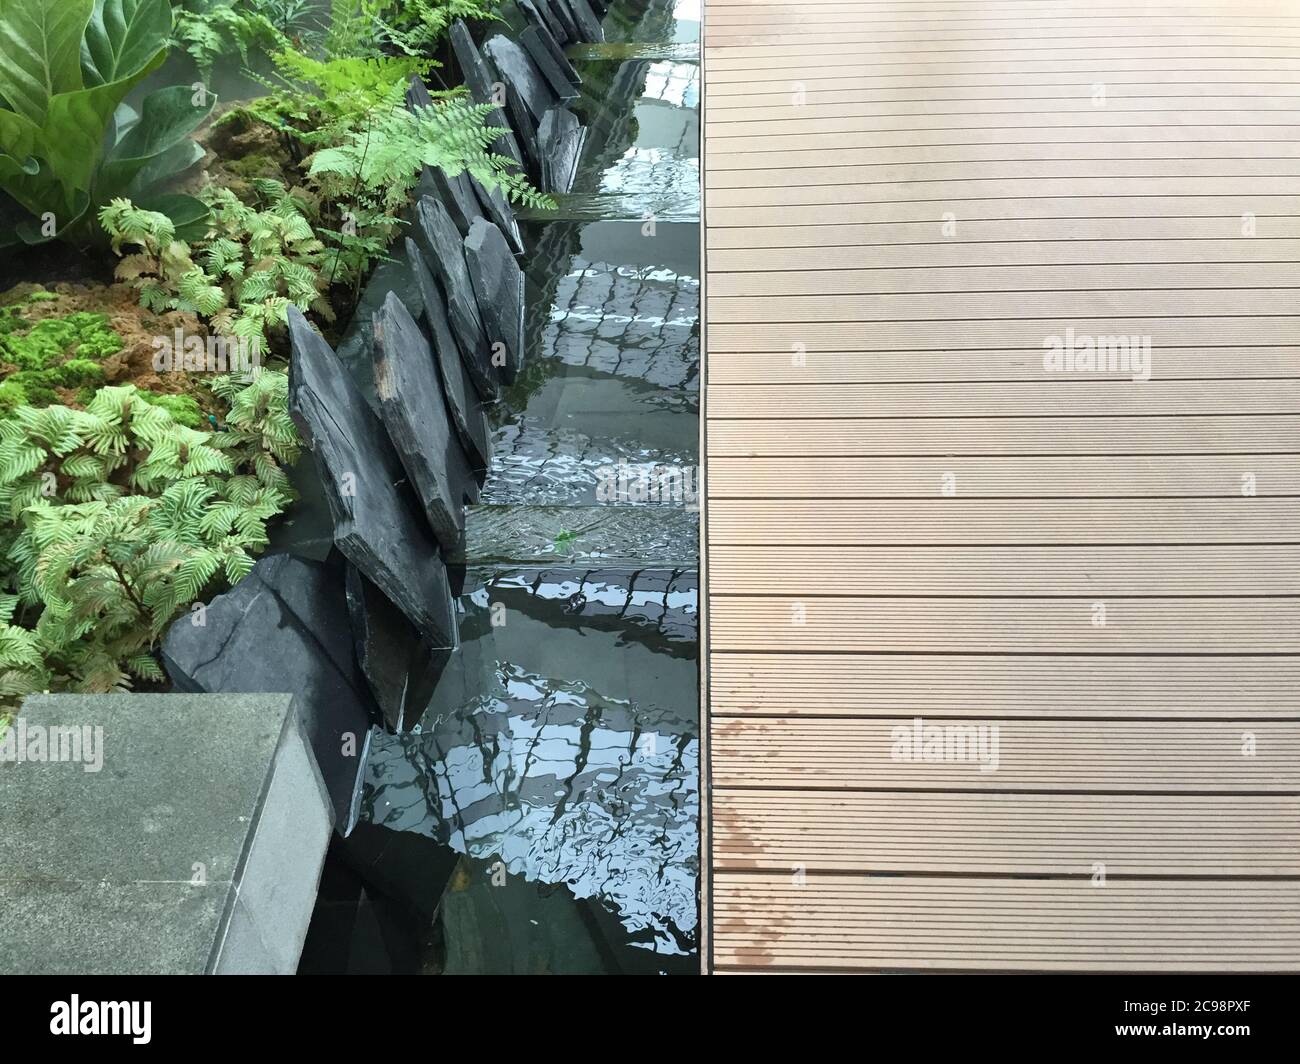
(699, 0), (1300, 973)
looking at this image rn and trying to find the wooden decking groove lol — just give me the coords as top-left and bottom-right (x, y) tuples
(701, 0), (1300, 973)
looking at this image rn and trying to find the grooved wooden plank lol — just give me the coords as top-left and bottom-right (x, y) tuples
(709, 125), (1300, 152)
(707, 263), (1300, 295)
(708, 381), (1300, 415)
(707, 500), (1300, 545)
(709, 654), (1300, 717)
(706, 545), (1300, 593)
(709, 177), (1300, 209)
(706, 350), (1300, 382)
(705, 99), (1300, 124)
(709, 78), (1300, 100)
(705, 453), (1300, 493)
(709, 319), (1300, 351)
(709, 238), (1300, 267)
(707, 89), (1300, 109)
(714, 792), (1300, 874)
(705, 59), (1300, 83)
(709, 718), (1300, 791)
(706, 455), (1300, 495)
(707, 415), (1298, 456)
(712, 876), (1300, 971)
(708, 596), (1300, 653)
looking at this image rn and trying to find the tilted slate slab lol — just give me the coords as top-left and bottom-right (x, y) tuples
(161, 552), (375, 832)
(449, 20), (525, 169)
(429, 165), (485, 235)
(520, 25), (580, 101)
(407, 238), (492, 472)
(0, 693), (331, 974)
(405, 73), (434, 111)
(413, 195), (499, 402)
(372, 290), (479, 551)
(287, 307), (459, 647)
(470, 174), (525, 256)
(519, 0), (568, 47)
(483, 34), (558, 126)
(564, 0), (605, 42)
(344, 564), (431, 733)
(538, 105), (586, 194)
(464, 217), (526, 384)
(541, 0), (579, 42)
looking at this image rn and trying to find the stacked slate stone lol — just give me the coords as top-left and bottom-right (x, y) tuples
(164, 79), (534, 834)
(450, 0), (600, 194)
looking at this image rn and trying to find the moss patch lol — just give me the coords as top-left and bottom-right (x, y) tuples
(0, 283), (221, 418)
(0, 300), (122, 412)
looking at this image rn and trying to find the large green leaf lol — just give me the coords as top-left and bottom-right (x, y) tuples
(133, 191), (209, 242)
(125, 137), (204, 197)
(80, 0), (173, 87)
(0, 0), (94, 122)
(0, 106), (41, 178)
(98, 84), (213, 196)
(39, 73), (153, 199)
(14, 187), (88, 243)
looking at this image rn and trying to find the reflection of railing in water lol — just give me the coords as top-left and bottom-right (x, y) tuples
(467, 566), (699, 654)
(364, 657), (699, 955)
(548, 255), (700, 390)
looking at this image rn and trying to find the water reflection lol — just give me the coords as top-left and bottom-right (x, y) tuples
(362, 568), (699, 961)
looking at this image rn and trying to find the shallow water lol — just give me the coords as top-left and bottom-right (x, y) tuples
(336, 0), (702, 975)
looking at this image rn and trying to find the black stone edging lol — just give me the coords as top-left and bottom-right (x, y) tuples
(161, 3), (609, 832)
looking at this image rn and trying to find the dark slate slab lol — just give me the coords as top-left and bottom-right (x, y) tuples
(483, 35), (558, 126)
(345, 565), (421, 732)
(413, 195), (499, 402)
(407, 238), (492, 472)
(563, 0), (604, 42)
(449, 20), (525, 169)
(161, 553), (375, 832)
(519, 0), (567, 46)
(372, 291), (479, 551)
(520, 25), (580, 102)
(0, 693), (331, 974)
(542, 0), (579, 42)
(464, 217), (525, 384)
(429, 165), (485, 235)
(287, 308), (459, 647)
(470, 174), (524, 255)
(538, 105), (586, 194)
(405, 73), (434, 111)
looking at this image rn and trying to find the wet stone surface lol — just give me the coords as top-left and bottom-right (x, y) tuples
(414, 196), (497, 402)
(484, 35), (558, 126)
(539, 106), (586, 193)
(288, 309), (458, 647)
(372, 293), (479, 552)
(520, 22), (582, 97)
(408, 241), (493, 473)
(464, 218), (526, 384)
(162, 553), (374, 831)
(450, 20), (525, 169)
